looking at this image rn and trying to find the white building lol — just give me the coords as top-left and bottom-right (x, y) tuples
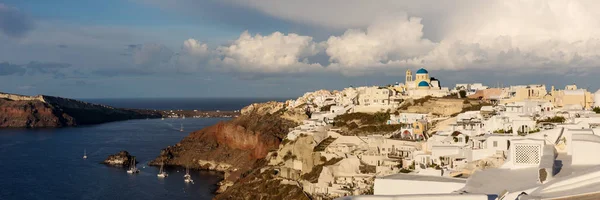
(373, 174), (466, 195)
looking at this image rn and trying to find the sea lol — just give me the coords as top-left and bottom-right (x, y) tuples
(82, 97), (291, 111)
(0, 98), (288, 200)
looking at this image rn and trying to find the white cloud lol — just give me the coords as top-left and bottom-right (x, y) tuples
(326, 15), (434, 67)
(134, 0), (600, 76)
(215, 31), (323, 73)
(182, 38), (209, 56)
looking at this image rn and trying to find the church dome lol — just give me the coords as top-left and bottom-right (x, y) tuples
(416, 68), (428, 74)
(418, 81), (430, 87)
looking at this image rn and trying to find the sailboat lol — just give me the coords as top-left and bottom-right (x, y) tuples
(180, 123), (184, 132)
(127, 157), (140, 174)
(157, 163), (168, 178)
(83, 149), (87, 159)
(184, 167), (193, 183)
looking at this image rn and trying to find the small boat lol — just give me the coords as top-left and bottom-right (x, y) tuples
(157, 163), (168, 178)
(184, 167), (193, 183)
(182, 115), (186, 119)
(83, 149), (87, 159)
(180, 123), (184, 132)
(127, 157), (140, 174)
(161, 117), (165, 120)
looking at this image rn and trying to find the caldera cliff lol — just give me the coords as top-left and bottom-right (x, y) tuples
(0, 92), (161, 128)
(151, 101), (310, 199)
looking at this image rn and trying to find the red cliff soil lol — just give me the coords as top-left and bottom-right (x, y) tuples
(0, 99), (74, 128)
(0, 96), (161, 128)
(151, 111), (298, 183)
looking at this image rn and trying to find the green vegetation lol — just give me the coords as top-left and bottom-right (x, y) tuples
(301, 157), (344, 183)
(518, 128), (541, 136)
(537, 116), (566, 123)
(398, 96), (433, 110)
(594, 107), (600, 114)
(452, 102), (494, 117)
(283, 151), (297, 161)
(493, 129), (513, 134)
(359, 163), (376, 174)
(333, 111), (403, 135)
(320, 104), (333, 112)
(334, 112), (390, 125)
(357, 124), (403, 133)
(459, 90), (467, 98)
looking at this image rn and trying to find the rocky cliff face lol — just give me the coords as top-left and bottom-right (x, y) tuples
(0, 93), (161, 128)
(0, 98), (75, 128)
(151, 102), (306, 199)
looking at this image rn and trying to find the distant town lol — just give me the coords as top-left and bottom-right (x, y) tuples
(254, 68), (600, 200)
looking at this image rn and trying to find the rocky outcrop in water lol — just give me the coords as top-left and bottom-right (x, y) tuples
(102, 151), (136, 167)
(0, 92), (161, 128)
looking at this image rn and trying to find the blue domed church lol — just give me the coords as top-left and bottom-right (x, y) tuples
(404, 68), (441, 90)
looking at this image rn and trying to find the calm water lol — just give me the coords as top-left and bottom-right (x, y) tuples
(82, 98), (290, 111)
(0, 118), (229, 200)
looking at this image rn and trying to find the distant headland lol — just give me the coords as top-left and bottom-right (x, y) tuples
(0, 92), (237, 128)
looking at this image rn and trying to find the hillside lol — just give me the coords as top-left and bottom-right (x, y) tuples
(0, 92), (161, 128)
(150, 101), (303, 198)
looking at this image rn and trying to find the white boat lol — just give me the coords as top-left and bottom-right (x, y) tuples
(182, 115), (186, 119)
(127, 157), (140, 174)
(83, 149), (87, 159)
(161, 117), (164, 120)
(157, 163), (168, 178)
(184, 167), (193, 183)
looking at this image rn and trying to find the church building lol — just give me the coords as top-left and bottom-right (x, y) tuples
(393, 68), (449, 98)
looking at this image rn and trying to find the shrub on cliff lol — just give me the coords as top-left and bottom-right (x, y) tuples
(234, 111), (298, 140)
(301, 157), (344, 183)
(320, 104), (333, 112)
(334, 112), (390, 125)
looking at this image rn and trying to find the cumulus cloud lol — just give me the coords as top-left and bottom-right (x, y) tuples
(0, 3), (34, 38)
(326, 15), (434, 67)
(166, 0), (600, 76)
(214, 31), (323, 73)
(109, 0), (600, 78)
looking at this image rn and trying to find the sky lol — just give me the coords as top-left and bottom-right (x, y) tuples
(2, 0), (600, 98)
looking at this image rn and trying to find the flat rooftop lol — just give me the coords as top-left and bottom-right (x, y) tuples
(379, 173), (467, 184)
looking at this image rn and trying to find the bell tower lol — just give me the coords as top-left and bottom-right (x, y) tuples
(406, 69), (412, 83)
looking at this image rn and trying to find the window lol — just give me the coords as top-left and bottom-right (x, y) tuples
(493, 141), (498, 147)
(388, 148), (391, 151)
(458, 138), (463, 142)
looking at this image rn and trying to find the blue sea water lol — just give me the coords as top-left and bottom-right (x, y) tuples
(81, 97), (291, 111)
(0, 117), (231, 200)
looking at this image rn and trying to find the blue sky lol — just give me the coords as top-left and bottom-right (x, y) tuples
(2, 0), (600, 98)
